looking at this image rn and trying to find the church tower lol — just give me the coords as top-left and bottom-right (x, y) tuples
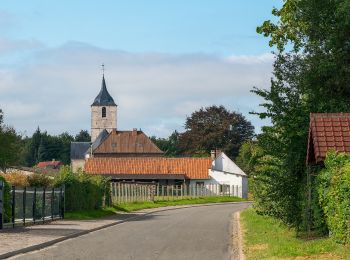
(91, 74), (117, 142)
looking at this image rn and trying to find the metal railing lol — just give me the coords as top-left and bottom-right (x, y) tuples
(0, 182), (65, 229)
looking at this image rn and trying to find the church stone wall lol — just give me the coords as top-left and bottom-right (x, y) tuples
(91, 105), (117, 142)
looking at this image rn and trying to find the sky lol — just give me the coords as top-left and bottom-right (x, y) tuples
(0, 1), (281, 138)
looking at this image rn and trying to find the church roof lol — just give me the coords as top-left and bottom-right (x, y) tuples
(92, 129), (109, 151)
(70, 142), (90, 159)
(93, 129), (164, 155)
(91, 75), (116, 106)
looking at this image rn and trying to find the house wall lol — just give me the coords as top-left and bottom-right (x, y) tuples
(212, 152), (246, 175)
(71, 159), (86, 172)
(189, 170), (247, 198)
(91, 105), (117, 142)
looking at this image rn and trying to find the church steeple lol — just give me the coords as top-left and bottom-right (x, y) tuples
(91, 67), (117, 143)
(91, 75), (116, 106)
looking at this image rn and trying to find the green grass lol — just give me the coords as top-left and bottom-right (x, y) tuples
(65, 207), (119, 220)
(65, 196), (245, 219)
(241, 208), (350, 259)
(114, 196), (245, 212)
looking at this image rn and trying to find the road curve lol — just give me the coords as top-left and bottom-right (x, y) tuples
(12, 203), (250, 260)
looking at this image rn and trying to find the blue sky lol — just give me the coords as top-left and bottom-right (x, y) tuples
(0, 1), (281, 137)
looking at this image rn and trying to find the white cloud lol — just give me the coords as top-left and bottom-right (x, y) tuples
(0, 42), (273, 137)
(0, 38), (43, 55)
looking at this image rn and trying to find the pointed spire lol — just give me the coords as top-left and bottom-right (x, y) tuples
(91, 70), (116, 106)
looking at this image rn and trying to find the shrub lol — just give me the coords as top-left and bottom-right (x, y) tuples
(318, 151), (350, 243)
(54, 166), (110, 211)
(0, 171), (29, 187)
(27, 173), (53, 187)
(251, 155), (301, 226)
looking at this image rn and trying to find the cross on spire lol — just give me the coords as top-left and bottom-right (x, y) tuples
(101, 63), (105, 76)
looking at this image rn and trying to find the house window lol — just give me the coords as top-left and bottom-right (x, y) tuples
(102, 107), (106, 118)
(196, 181), (204, 186)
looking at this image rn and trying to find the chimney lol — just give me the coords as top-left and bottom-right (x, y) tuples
(132, 128), (138, 136)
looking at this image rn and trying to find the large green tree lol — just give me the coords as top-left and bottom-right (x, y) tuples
(151, 131), (181, 157)
(74, 130), (91, 142)
(178, 105), (254, 158)
(252, 0), (350, 226)
(0, 109), (21, 172)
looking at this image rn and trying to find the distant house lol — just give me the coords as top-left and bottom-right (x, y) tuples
(85, 150), (248, 198)
(37, 160), (63, 170)
(307, 113), (350, 164)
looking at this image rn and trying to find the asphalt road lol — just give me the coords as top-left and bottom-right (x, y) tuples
(12, 203), (250, 260)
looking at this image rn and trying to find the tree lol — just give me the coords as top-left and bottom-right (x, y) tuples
(0, 110), (21, 172)
(236, 140), (263, 176)
(178, 105), (254, 158)
(151, 131), (181, 157)
(75, 130), (91, 142)
(252, 0), (350, 227)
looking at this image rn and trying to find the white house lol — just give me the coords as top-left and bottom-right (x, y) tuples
(189, 152), (248, 198)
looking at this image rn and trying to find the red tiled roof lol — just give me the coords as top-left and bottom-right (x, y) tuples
(307, 113), (350, 164)
(85, 157), (212, 179)
(37, 161), (63, 168)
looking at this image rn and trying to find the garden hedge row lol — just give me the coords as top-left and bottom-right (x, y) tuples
(318, 151), (350, 243)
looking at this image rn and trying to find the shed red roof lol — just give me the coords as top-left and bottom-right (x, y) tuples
(85, 157), (212, 179)
(307, 113), (350, 164)
(37, 161), (63, 168)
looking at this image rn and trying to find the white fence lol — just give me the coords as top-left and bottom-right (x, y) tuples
(110, 182), (242, 204)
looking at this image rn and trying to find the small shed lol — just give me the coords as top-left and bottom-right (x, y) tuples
(307, 113), (350, 165)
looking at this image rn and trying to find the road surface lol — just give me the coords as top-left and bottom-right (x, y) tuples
(12, 203), (250, 260)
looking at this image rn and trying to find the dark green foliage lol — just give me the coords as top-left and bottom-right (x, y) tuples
(251, 0), (350, 229)
(236, 140), (263, 176)
(0, 176), (11, 222)
(178, 105), (254, 158)
(299, 166), (328, 236)
(54, 166), (110, 211)
(318, 152), (350, 243)
(22, 128), (75, 166)
(251, 155), (301, 225)
(74, 130), (91, 142)
(0, 109), (22, 172)
(150, 131), (180, 157)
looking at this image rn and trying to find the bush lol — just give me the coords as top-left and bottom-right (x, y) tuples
(27, 173), (53, 187)
(251, 155), (301, 226)
(0, 171), (29, 187)
(318, 151), (350, 243)
(54, 166), (110, 211)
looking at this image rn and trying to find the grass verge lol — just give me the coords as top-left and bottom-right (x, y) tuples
(241, 208), (350, 259)
(115, 196), (245, 212)
(65, 207), (118, 220)
(65, 196), (246, 219)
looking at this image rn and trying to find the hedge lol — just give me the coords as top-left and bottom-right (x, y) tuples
(54, 166), (110, 212)
(318, 151), (350, 243)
